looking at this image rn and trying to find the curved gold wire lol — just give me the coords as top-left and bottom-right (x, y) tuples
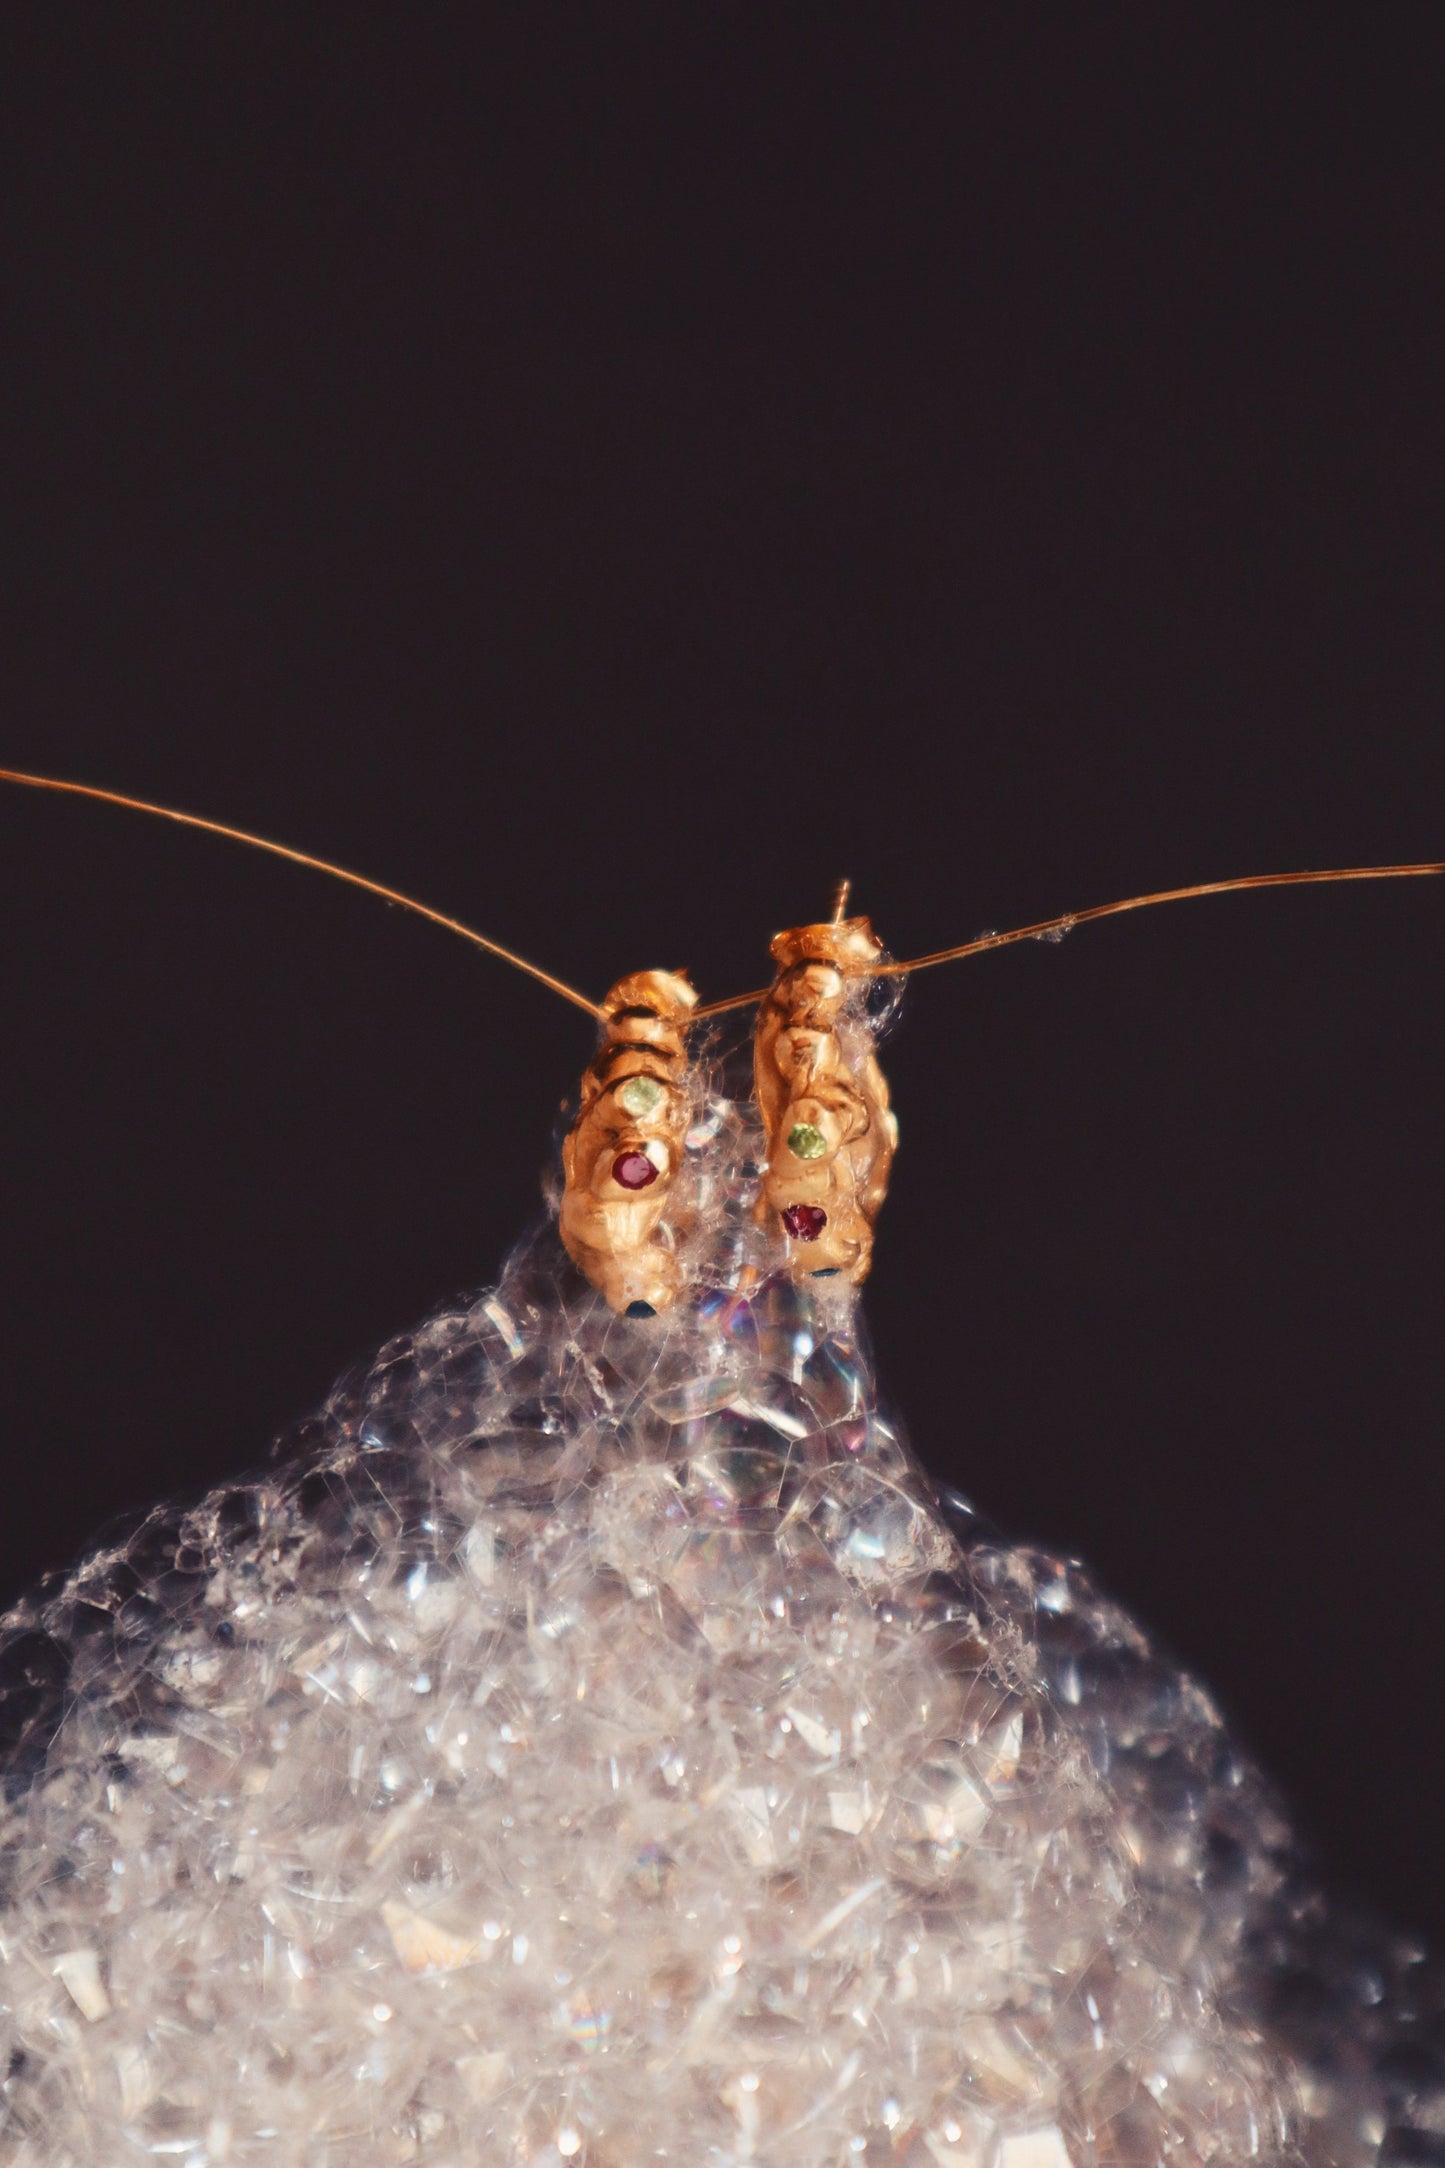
(5, 766), (1439, 1024)
(0, 768), (604, 1019)
(692, 861), (1445, 1018)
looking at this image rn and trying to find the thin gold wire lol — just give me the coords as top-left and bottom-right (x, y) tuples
(692, 861), (1445, 1017)
(4, 767), (1439, 1023)
(0, 767), (603, 1019)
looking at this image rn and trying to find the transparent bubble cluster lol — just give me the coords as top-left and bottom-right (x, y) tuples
(0, 1098), (1441, 2166)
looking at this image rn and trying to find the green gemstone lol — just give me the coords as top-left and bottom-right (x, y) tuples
(616, 1074), (664, 1118)
(787, 1121), (827, 1161)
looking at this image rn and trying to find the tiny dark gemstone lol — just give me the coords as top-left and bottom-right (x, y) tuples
(626, 1300), (657, 1319)
(612, 1149), (659, 1190)
(811, 1267), (841, 1277)
(782, 1203), (828, 1240)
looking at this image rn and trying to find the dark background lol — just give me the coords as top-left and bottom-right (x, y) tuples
(1, 12), (1443, 1940)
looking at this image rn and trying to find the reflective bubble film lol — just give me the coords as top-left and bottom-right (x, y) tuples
(1, 1096), (1440, 2165)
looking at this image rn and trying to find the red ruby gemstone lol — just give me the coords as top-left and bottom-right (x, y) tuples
(612, 1149), (659, 1191)
(782, 1203), (828, 1240)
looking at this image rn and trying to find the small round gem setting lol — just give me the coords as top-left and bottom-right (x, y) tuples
(612, 1149), (659, 1190)
(786, 1122), (827, 1161)
(616, 1074), (664, 1118)
(782, 1203), (828, 1241)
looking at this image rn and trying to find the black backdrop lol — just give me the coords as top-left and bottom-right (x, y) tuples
(2, 11), (1444, 1946)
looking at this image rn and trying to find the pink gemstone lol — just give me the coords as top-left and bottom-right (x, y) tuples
(782, 1203), (828, 1240)
(612, 1149), (659, 1191)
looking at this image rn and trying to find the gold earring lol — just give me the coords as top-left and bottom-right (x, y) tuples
(559, 968), (699, 1316)
(753, 911), (897, 1285)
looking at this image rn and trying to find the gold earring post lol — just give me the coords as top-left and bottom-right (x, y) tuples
(753, 914), (896, 1288)
(560, 969), (700, 1315)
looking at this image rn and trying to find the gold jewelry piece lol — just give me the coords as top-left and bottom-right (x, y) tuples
(753, 914), (898, 1285)
(559, 968), (699, 1316)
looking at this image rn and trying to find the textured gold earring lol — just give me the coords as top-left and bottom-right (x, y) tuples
(559, 968), (699, 1315)
(753, 912), (897, 1285)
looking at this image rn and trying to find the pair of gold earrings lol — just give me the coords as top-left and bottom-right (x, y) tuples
(559, 907), (898, 1316)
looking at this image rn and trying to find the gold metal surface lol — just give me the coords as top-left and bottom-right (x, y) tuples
(559, 968), (699, 1314)
(753, 916), (897, 1286)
